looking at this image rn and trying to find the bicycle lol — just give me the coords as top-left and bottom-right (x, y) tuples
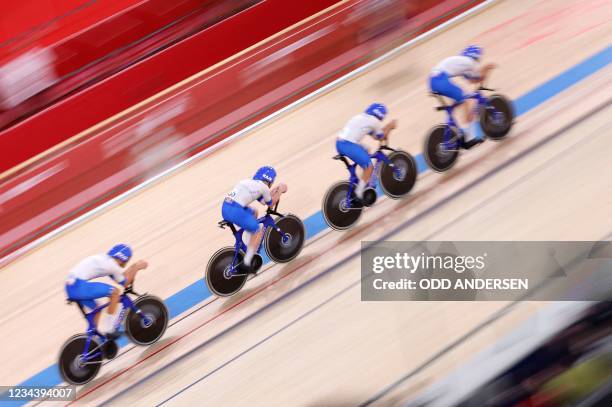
(424, 86), (514, 172)
(58, 285), (168, 385)
(322, 142), (417, 230)
(205, 201), (305, 297)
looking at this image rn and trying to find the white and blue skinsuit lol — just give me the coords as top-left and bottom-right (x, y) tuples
(429, 55), (481, 102)
(336, 113), (384, 168)
(65, 254), (126, 311)
(222, 179), (273, 232)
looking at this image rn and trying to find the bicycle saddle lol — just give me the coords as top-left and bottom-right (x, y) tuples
(334, 155), (355, 169)
(66, 299), (87, 316)
(430, 93), (452, 110)
(218, 220), (231, 228)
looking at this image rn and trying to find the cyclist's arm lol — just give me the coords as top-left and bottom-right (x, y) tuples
(478, 63), (497, 84)
(122, 260), (148, 286)
(259, 185), (274, 207)
(369, 119), (395, 141)
(380, 119), (397, 141)
(269, 183), (287, 205)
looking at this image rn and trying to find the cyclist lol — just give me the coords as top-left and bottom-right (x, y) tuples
(429, 45), (497, 148)
(336, 103), (397, 200)
(65, 244), (147, 336)
(222, 166), (286, 272)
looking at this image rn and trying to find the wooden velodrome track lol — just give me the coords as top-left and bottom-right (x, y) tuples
(1, 0), (611, 405)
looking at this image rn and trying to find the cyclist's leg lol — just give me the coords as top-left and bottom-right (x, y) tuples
(360, 165), (374, 197)
(430, 73), (466, 104)
(222, 202), (261, 267)
(461, 96), (478, 141)
(66, 279), (118, 330)
(430, 73), (475, 135)
(240, 206), (258, 249)
(65, 280), (97, 311)
(91, 283), (121, 334)
(336, 139), (372, 198)
(242, 206), (262, 267)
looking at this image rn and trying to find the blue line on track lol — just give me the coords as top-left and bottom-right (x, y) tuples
(9, 44), (611, 401)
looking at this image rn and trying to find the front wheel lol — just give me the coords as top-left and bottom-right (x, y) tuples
(125, 295), (168, 346)
(480, 94), (514, 140)
(265, 214), (305, 263)
(205, 247), (248, 297)
(322, 181), (363, 230)
(58, 334), (103, 385)
(380, 150), (417, 198)
(424, 124), (460, 173)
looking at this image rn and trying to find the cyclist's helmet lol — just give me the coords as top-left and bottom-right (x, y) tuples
(253, 166), (276, 185)
(108, 244), (132, 263)
(461, 45), (483, 61)
(365, 103), (387, 120)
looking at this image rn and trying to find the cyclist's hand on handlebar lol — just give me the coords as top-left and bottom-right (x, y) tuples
(270, 182), (287, 197)
(133, 259), (148, 270)
(380, 119), (396, 141)
(276, 182), (288, 194)
(385, 119), (397, 131)
(270, 184), (284, 206)
(479, 63), (497, 84)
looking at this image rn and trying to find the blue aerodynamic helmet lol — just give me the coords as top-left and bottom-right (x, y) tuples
(365, 103), (387, 120)
(108, 244), (132, 263)
(253, 166), (276, 184)
(461, 45), (483, 61)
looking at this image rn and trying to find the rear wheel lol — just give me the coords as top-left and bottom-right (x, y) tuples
(264, 215), (305, 263)
(58, 334), (103, 385)
(322, 181), (363, 230)
(424, 124), (460, 172)
(205, 247), (248, 297)
(125, 296), (168, 346)
(380, 150), (417, 198)
(480, 94), (514, 140)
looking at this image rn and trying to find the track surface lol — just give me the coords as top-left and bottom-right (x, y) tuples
(1, 0), (611, 405)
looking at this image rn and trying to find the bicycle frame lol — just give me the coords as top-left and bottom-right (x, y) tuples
(73, 293), (142, 364)
(220, 204), (288, 275)
(437, 90), (489, 150)
(337, 146), (398, 206)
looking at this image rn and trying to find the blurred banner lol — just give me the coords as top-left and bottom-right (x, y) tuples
(0, 1), (260, 81)
(0, 0), (485, 263)
(0, 0), (264, 131)
(0, 47), (58, 109)
(0, 0), (337, 172)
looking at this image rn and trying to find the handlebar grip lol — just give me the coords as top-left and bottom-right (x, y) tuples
(266, 200), (280, 214)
